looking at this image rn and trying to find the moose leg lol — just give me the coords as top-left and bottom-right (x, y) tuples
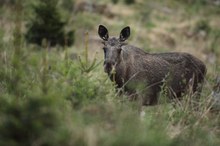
(142, 87), (160, 106)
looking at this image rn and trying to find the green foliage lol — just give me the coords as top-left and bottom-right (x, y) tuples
(210, 29), (220, 57)
(136, 3), (154, 30)
(112, 0), (119, 4)
(74, 12), (100, 30)
(0, 36), (111, 145)
(60, 0), (74, 12)
(177, 0), (207, 5)
(124, 0), (135, 5)
(194, 19), (211, 34)
(0, 96), (67, 146)
(176, 0), (217, 14)
(25, 0), (74, 47)
(78, 32), (101, 73)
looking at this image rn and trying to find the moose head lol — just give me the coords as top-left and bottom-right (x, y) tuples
(98, 25), (130, 74)
(97, 25), (207, 106)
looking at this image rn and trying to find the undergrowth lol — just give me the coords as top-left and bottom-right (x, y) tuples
(1, 27), (219, 146)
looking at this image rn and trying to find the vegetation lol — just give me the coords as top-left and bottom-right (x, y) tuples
(0, 0), (219, 145)
(25, 0), (74, 47)
(124, 0), (136, 5)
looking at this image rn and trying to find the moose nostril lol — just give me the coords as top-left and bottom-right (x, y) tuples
(104, 60), (115, 66)
(104, 61), (110, 65)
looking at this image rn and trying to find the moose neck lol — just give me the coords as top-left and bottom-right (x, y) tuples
(108, 47), (134, 88)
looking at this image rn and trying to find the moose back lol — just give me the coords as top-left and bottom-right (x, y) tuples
(98, 25), (206, 105)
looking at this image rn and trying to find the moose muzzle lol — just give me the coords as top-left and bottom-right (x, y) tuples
(104, 60), (115, 74)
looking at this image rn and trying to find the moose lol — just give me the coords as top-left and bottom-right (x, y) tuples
(98, 25), (206, 105)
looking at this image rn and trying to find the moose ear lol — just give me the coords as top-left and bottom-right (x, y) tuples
(119, 26), (130, 42)
(98, 25), (109, 41)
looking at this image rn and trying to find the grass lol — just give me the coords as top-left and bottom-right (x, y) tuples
(0, 0), (220, 145)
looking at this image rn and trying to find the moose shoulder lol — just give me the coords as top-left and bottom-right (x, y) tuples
(98, 25), (206, 106)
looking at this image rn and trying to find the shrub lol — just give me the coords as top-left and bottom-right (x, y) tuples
(112, 0), (119, 4)
(124, 0), (135, 5)
(25, 0), (74, 47)
(0, 95), (69, 146)
(194, 19), (211, 34)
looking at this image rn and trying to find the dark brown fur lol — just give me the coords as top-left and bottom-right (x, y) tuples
(98, 25), (206, 105)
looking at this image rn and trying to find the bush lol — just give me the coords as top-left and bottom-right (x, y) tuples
(0, 95), (69, 146)
(124, 0), (135, 5)
(112, 0), (119, 4)
(60, 0), (74, 12)
(194, 19), (211, 34)
(25, 0), (74, 47)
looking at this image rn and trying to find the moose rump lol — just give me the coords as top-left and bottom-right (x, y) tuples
(98, 25), (206, 106)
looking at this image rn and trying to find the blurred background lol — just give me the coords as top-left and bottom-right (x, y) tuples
(1, 0), (220, 65)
